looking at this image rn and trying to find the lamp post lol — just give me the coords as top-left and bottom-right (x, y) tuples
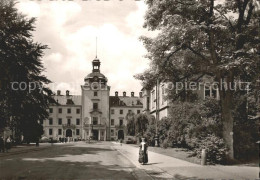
(89, 118), (94, 143)
(154, 65), (160, 147)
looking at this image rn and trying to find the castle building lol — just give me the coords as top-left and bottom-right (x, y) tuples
(42, 57), (143, 141)
(142, 82), (169, 120)
(109, 91), (143, 140)
(141, 75), (221, 120)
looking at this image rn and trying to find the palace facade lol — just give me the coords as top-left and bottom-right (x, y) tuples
(42, 57), (143, 141)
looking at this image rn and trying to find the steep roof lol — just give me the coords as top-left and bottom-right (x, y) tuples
(51, 95), (82, 106)
(50, 95), (143, 107)
(109, 96), (143, 107)
(85, 72), (106, 79)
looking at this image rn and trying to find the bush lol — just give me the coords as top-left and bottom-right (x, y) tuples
(143, 123), (155, 145)
(190, 135), (228, 164)
(233, 94), (259, 160)
(161, 140), (169, 149)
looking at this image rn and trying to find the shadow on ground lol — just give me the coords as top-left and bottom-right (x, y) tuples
(144, 169), (198, 180)
(0, 144), (136, 179)
(1, 160), (135, 180)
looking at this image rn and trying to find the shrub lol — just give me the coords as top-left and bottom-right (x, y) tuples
(233, 94), (259, 160)
(162, 140), (169, 149)
(144, 124), (156, 146)
(191, 134), (228, 164)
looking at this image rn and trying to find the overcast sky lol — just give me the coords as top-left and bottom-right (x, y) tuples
(16, 0), (151, 96)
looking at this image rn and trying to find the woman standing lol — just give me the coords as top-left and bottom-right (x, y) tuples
(5, 136), (11, 152)
(138, 137), (148, 165)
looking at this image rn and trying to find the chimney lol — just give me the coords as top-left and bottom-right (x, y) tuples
(123, 91), (126, 97)
(66, 90), (69, 96)
(139, 92), (143, 98)
(57, 90), (61, 96)
(115, 91), (118, 96)
(131, 92), (134, 97)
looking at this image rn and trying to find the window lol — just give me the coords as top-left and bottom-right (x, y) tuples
(205, 86), (210, 98)
(212, 89), (217, 98)
(76, 109), (80, 114)
(120, 119), (123, 126)
(49, 118), (53, 125)
(162, 85), (165, 105)
(67, 108), (71, 114)
(93, 117), (98, 125)
(120, 109), (123, 114)
(93, 103), (98, 110)
(111, 109), (114, 114)
(146, 97), (150, 110)
(58, 118), (62, 125)
(128, 110), (132, 113)
(67, 119), (71, 125)
(152, 91), (155, 108)
(58, 129), (62, 135)
(76, 118), (80, 125)
(58, 108), (62, 113)
(111, 119), (114, 126)
(137, 110), (140, 114)
(111, 129), (114, 136)
(49, 129), (53, 135)
(76, 129), (80, 135)
(49, 108), (53, 113)
(94, 91), (98, 96)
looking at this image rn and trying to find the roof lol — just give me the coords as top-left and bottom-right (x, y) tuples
(85, 72), (107, 79)
(51, 95), (82, 106)
(50, 95), (143, 107)
(109, 96), (143, 107)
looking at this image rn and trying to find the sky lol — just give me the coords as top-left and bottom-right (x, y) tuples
(16, 0), (152, 96)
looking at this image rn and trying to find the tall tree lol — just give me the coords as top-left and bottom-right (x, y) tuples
(138, 0), (260, 159)
(126, 111), (136, 136)
(135, 113), (149, 137)
(0, 0), (53, 142)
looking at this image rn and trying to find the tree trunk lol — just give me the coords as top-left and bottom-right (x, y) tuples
(220, 93), (234, 159)
(217, 74), (235, 160)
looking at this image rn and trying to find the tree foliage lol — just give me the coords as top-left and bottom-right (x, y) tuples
(138, 0), (260, 158)
(135, 113), (149, 137)
(0, 0), (53, 142)
(126, 111), (136, 136)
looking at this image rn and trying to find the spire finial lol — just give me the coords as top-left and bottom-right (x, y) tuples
(96, 37), (97, 58)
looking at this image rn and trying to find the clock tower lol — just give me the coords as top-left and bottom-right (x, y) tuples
(81, 57), (110, 141)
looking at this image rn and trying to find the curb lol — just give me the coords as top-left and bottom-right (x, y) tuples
(132, 168), (154, 180)
(112, 143), (175, 180)
(116, 147), (173, 179)
(111, 144), (154, 180)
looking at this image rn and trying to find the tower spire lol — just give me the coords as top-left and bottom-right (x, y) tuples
(96, 37), (97, 58)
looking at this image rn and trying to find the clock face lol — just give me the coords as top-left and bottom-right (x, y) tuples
(93, 84), (98, 90)
(94, 76), (98, 82)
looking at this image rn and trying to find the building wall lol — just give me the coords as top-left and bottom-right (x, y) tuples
(143, 82), (169, 120)
(43, 105), (82, 140)
(81, 85), (110, 140)
(150, 108), (168, 120)
(142, 89), (150, 112)
(110, 106), (142, 140)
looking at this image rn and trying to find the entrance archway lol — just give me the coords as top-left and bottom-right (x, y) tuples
(92, 130), (98, 140)
(66, 129), (72, 137)
(118, 130), (124, 140)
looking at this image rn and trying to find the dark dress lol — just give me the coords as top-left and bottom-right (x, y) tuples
(0, 137), (4, 152)
(138, 142), (148, 164)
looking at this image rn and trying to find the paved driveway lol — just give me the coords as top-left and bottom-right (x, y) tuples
(0, 142), (139, 180)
